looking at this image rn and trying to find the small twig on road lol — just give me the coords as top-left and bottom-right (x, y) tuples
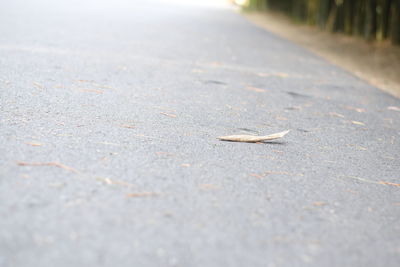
(341, 175), (400, 187)
(25, 141), (43, 146)
(17, 161), (79, 173)
(120, 124), (135, 129)
(379, 181), (400, 187)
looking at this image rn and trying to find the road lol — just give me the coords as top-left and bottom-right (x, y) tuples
(0, 0), (399, 266)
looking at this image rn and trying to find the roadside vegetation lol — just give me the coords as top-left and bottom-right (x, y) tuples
(242, 0), (400, 45)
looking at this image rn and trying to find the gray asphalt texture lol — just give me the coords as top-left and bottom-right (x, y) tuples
(1, 0), (400, 266)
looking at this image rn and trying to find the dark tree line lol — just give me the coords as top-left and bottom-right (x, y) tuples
(246, 0), (400, 45)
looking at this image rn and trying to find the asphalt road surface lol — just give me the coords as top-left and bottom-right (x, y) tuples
(1, 0), (399, 266)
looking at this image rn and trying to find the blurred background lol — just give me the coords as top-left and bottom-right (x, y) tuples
(232, 0), (400, 97)
(236, 0), (400, 45)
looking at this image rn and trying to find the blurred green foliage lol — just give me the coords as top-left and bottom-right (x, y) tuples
(245, 0), (400, 45)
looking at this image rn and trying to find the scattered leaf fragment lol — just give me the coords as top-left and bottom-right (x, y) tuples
(382, 155), (395, 160)
(345, 106), (366, 113)
(379, 181), (400, 187)
(264, 171), (304, 176)
(342, 175), (400, 187)
(356, 146), (367, 151)
(276, 116), (288, 121)
(192, 69), (204, 73)
(96, 177), (135, 187)
(313, 202), (327, 207)
(257, 72), (289, 78)
(155, 151), (174, 157)
(210, 61), (222, 67)
(25, 141), (43, 146)
(154, 106), (176, 112)
(126, 192), (157, 198)
(92, 84), (114, 90)
(343, 175), (380, 184)
(181, 163), (191, 167)
(33, 82), (44, 89)
(329, 112), (345, 118)
(346, 144), (367, 151)
(384, 118), (393, 124)
(246, 86), (267, 93)
(160, 112), (177, 118)
(218, 130), (290, 143)
(275, 73), (289, 77)
(249, 173), (264, 179)
(120, 124), (135, 129)
(351, 121), (365, 126)
(17, 161), (79, 173)
(387, 106), (400, 112)
(199, 184), (220, 190)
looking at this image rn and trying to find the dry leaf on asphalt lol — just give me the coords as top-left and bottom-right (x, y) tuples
(218, 130), (290, 143)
